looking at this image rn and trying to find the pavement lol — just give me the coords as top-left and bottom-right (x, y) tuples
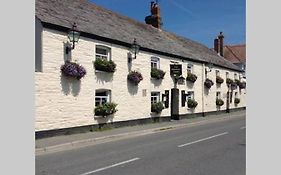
(36, 110), (245, 155)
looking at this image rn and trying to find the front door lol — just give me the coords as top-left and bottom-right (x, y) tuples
(171, 88), (179, 120)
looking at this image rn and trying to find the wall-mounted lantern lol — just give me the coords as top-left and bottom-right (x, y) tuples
(66, 23), (80, 54)
(130, 38), (140, 59)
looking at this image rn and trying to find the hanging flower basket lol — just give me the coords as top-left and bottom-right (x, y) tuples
(204, 78), (214, 89)
(216, 76), (224, 84)
(216, 99), (224, 106)
(151, 102), (164, 114)
(234, 98), (240, 104)
(186, 72), (197, 83)
(187, 99), (198, 108)
(60, 61), (86, 80)
(226, 78), (234, 85)
(127, 71), (143, 85)
(94, 102), (118, 117)
(94, 59), (116, 72)
(151, 68), (165, 79)
(239, 81), (246, 89)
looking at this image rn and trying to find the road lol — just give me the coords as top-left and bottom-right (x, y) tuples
(36, 115), (245, 175)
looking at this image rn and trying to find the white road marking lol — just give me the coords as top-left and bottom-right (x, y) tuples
(79, 157), (140, 175)
(178, 132), (229, 148)
(240, 126), (246, 130)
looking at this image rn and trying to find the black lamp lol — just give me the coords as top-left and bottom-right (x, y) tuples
(66, 23), (80, 54)
(130, 38), (140, 59)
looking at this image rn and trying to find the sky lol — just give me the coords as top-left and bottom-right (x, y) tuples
(89, 0), (245, 48)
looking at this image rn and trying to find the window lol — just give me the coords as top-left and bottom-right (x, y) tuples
(186, 91), (194, 100)
(95, 90), (111, 106)
(226, 72), (229, 79)
(187, 64), (193, 73)
(216, 92), (221, 99)
(234, 73), (237, 80)
(216, 70), (220, 77)
(151, 92), (160, 104)
(95, 45), (111, 60)
(151, 57), (160, 69)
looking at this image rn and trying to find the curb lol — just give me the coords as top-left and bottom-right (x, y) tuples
(36, 114), (245, 155)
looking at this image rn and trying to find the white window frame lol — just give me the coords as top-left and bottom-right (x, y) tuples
(235, 92), (238, 98)
(216, 92), (221, 99)
(151, 92), (160, 104)
(186, 91), (194, 100)
(187, 63), (194, 73)
(95, 90), (111, 106)
(151, 57), (160, 69)
(95, 45), (111, 61)
(226, 72), (229, 79)
(216, 70), (220, 77)
(234, 73), (238, 80)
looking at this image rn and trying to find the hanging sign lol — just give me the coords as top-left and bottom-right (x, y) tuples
(170, 64), (182, 77)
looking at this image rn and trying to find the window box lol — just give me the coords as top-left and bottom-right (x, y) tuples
(94, 59), (116, 73)
(234, 98), (240, 104)
(204, 78), (214, 89)
(216, 76), (224, 84)
(216, 99), (224, 106)
(60, 61), (86, 80)
(94, 102), (118, 117)
(187, 99), (198, 108)
(127, 71), (143, 85)
(151, 102), (164, 114)
(186, 72), (197, 83)
(226, 78), (234, 85)
(151, 68), (165, 79)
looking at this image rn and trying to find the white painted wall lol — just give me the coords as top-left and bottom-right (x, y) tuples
(35, 28), (246, 131)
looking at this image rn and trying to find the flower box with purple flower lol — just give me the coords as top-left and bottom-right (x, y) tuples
(60, 61), (86, 80)
(204, 78), (214, 89)
(127, 71), (143, 85)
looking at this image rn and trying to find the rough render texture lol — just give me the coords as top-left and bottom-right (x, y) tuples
(35, 29), (246, 131)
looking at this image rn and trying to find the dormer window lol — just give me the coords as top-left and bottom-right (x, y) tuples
(95, 45), (111, 61)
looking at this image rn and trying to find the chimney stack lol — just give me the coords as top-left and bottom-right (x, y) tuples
(214, 38), (219, 54)
(145, 1), (162, 29)
(218, 32), (224, 57)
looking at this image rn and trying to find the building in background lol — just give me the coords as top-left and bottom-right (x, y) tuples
(35, 0), (246, 138)
(213, 33), (246, 79)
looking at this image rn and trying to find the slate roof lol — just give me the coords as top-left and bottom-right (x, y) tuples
(35, 0), (242, 71)
(223, 44), (246, 64)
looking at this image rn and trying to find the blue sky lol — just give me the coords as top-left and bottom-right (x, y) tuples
(89, 0), (245, 48)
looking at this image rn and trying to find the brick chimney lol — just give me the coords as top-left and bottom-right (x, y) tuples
(145, 1), (162, 29)
(214, 38), (219, 54)
(218, 32), (224, 57)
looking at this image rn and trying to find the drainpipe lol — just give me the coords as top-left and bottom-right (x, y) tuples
(202, 63), (205, 116)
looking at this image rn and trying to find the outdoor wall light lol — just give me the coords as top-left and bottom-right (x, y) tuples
(130, 38), (140, 59)
(66, 23), (80, 54)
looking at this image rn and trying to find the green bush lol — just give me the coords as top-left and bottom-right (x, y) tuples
(94, 102), (118, 117)
(216, 76), (224, 84)
(94, 59), (116, 72)
(187, 99), (198, 108)
(216, 99), (224, 106)
(151, 68), (165, 79)
(234, 98), (240, 104)
(186, 72), (197, 83)
(151, 102), (164, 114)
